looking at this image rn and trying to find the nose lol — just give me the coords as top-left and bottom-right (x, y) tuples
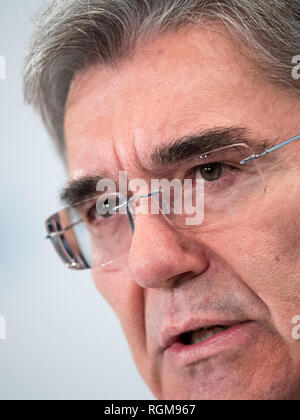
(127, 213), (209, 289)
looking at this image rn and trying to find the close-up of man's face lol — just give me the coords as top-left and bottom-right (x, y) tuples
(62, 25), (300, 400)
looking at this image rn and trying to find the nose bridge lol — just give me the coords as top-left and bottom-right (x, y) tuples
(127, 210), (209, 289)
(128, 189), (161, 231)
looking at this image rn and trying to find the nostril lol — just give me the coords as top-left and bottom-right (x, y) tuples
(171, 271), (199, 288)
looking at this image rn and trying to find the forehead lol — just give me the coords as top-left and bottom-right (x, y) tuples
(64, 26), (291, 179)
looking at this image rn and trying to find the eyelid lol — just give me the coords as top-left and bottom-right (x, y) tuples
(186, 160), (237, 177)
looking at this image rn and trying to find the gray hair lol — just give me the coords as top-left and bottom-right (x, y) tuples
(24, 0), (300, 157)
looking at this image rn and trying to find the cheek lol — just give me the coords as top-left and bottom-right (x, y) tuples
(92, 267), (141, 314)
(92, 268), (156, 387)
(92, 267), (147, 351)
(216, 195), (300, 337)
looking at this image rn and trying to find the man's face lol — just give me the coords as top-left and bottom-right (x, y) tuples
(64, 27), (300, 400)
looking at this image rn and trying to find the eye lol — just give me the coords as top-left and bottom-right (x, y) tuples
(97, 198), (116, 218)
(196, 162), (225, 182)
(86, 205), (109, 224)
(86, 198), (117, 225)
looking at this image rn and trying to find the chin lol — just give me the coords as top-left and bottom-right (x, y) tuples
(159, 379), (300, 401)
(157, 353), (300, 400)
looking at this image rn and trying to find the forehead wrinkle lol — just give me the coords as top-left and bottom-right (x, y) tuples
(113, 137), (125, 175)
(132, 128), (158, 174)
(110, 132), (148, 181)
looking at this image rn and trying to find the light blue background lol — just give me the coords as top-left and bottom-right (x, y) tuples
(0, 0), (154, 400)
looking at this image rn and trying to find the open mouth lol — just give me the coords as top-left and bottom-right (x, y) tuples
(164, 321), (255, 366)
(180, 326), (231, 346)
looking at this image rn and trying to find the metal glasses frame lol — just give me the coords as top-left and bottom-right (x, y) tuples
(46, 134), (300, 270)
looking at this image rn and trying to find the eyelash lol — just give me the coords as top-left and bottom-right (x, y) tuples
(189, 161), (238, 181)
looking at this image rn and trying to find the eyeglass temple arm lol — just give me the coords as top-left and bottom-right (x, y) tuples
(46, 220), (82, 239)
(47, 191), (161, 240)
(240, 134), (300, 165)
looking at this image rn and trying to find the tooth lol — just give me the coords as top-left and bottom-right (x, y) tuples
(190, 327), (228, 345)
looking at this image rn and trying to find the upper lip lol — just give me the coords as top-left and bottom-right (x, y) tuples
(161, 318), (249, 349)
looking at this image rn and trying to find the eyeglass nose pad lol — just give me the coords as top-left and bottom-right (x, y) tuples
(127, 204), (135, 233)
(126, 195), (145, 233)
(154, 189), (174, 216)
(146, 189), (164, 216)
(126, 190), (163, 230)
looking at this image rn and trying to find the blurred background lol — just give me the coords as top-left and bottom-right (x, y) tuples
(0, 0), (154, 400)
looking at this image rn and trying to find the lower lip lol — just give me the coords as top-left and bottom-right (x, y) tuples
(164, 322), (256, 367)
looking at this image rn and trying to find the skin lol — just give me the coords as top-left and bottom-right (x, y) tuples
(64, 26), (300, 400)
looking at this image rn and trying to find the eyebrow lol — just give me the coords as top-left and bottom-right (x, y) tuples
(152, 126), (273, 166)
(61, 126), (275, 208)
